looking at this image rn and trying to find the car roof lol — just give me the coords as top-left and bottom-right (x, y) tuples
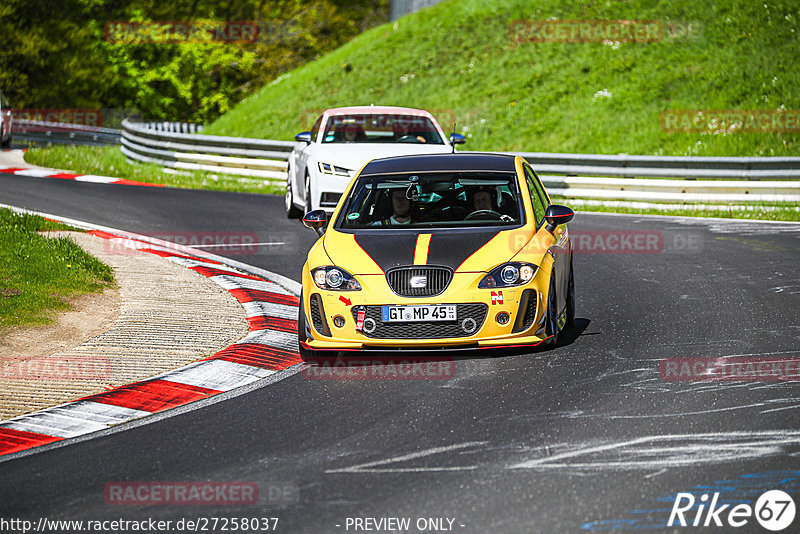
(359, 153), (519, 176)
(324, 106), (433, 116)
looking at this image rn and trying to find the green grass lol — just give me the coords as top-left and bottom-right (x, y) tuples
(205, 0), (800, 157)
(23, 145), (283, 195)
(0, 209), (115, 330)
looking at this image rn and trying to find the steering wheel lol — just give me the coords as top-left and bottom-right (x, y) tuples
(396, 134), (426, 143)
(464, 209), (503, 221)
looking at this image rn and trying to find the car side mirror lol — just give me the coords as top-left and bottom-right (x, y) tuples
(449, 133), (466, 145)
(544, 204), (574, 234)
(295, 132), (312, 144)
(303, 210), (328, 236)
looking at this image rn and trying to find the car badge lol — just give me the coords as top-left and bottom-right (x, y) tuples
(410, 275), (427, 288)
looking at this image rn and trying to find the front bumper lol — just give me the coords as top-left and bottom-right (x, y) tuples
(300, 269), (551, 351)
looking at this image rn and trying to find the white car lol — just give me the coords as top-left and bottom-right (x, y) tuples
(285, 106), (465, 217)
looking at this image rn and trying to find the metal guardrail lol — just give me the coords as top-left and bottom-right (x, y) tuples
(118, 120), (800, 203)
(121, 119), (290, 180)
(513, 152), (800, 180)
(12, 119), (121, 147)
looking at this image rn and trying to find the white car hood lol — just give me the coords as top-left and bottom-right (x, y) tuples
(312, 143), (454, 172)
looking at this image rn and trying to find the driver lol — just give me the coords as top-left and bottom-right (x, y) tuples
(342, 122), (363, 142)
(373, 189), (414, 225)
(469, 185), (498, 213)
(394, 119), (427, 143)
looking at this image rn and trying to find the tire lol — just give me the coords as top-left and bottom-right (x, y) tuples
(565, 258), (575, 328)
(544, 273), (559, 347)
(297, 295), (319, 360)
(0, 129), (9, 148)
(285, 171), (302, 219)
(304, 172), (313, 213)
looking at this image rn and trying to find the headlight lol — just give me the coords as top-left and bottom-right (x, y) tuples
(478, 262), (537, 288)
(318, 162), (351, 176)
(311, 266), (361, 291)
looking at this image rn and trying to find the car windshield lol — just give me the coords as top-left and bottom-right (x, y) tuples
(335, 172), (524, 229)
(321, 114), (445, 145)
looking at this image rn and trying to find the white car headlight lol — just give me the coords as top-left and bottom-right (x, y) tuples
(318, 162), (351, 176)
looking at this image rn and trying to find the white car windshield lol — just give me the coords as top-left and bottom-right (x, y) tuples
(335, 172), (524, 229)
(321, 114), (445, 145)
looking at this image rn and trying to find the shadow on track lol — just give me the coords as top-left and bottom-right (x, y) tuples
(300, 317), (592, 368)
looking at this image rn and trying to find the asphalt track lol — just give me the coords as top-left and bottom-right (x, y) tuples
(1, 173), (800, 533)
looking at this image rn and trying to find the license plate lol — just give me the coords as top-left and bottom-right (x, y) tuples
(382, 305), (457, 323)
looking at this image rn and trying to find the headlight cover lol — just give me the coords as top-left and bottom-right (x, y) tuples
(478, 262), (537, 288)
(318, 162), (351, 176)
(311, 266), (362, 291)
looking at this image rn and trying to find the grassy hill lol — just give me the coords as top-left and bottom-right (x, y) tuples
(204, 0), (800, 157)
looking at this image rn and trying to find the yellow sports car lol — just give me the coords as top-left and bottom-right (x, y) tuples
(298, 153), (574, 357)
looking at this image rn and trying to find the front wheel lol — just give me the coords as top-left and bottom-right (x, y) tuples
(565, 259), (575, 328)
(285, 172), (302, 219)
(304, 172), (313, 213)
(544, 273), (559, 347)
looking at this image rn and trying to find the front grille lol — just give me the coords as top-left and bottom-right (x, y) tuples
(352, 303), (487, 339)
(386, 266), (452, 297)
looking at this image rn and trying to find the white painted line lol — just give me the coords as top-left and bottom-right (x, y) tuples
(2, 411), (108, 438)
(242, 301), (298, 320)
(326, 441), (488, 473)
(510, 431), (800, 470)
(48, 400), (150, 425)
(167, 256), (246, 273)
(237, 329), (298, 351)
(157, 360), (275, 391)
(211, 275), (293, 295)
(74, 175), (117, 184)
(12, 169), (54, 178)
(191, 241), (285, 249)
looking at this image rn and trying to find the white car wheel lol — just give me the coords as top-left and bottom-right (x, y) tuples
(285, 169), (301, 219)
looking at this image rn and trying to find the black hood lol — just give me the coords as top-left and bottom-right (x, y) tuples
(353, 229), (499, 272)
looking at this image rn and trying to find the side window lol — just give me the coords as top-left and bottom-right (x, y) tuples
(310, 116), (322, 142)
(524, 165), (546, 227)
(532, 168), (550, 209)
